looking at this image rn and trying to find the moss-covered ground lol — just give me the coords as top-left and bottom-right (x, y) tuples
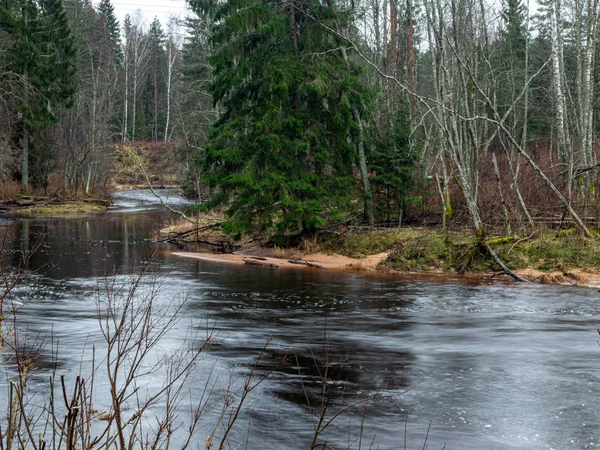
(316, 228), (600, 275)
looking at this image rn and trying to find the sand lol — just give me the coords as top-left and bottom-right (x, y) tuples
(172, 251), (390, 272)
(172, 251), (600, 288)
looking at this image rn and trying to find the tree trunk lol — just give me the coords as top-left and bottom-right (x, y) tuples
(123, 52), (128, 143)
(491, 151), (511, 236)
(164, 40), (174, 142)
(354, 109), (374, 225)
(153, 46), (158, 141)
(21, 124), (29, 190)
(132, 43), (137, 141)
(390, 0), (398, 76)
(407, 0), (416, 119)
(577, 0), (600, 182)
(551, 0), (572, 197)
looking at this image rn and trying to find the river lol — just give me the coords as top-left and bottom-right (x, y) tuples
(1, 190), (599, 449)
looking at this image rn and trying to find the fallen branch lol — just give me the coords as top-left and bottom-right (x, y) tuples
(157, 223), (223, 243)
(242, 259), (279, 268)
(484, 243), (529, 282)
(507, 231), (537, 255)
(288, 259), (324, 269)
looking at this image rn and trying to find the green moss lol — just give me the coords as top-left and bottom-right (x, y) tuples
(492, 233), (600, 272)
(309, 225), (600, 275)
(338, 230), (404, 257)
(346, 228), (600, 275)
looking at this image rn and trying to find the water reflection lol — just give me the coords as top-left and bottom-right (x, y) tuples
(0, 191), (598, 449)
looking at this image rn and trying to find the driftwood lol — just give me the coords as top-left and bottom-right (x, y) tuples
(157, 222), (223, 243)
(243, 259), (279, 268)
(288, 259), (324, 269)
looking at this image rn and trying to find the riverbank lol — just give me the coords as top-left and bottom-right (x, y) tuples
(173, 250), (390, 272)
(165, 222), (600, 288)
(1, 197), (110, 216)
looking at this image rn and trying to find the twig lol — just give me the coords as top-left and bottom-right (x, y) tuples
(507, 231), (537, 255)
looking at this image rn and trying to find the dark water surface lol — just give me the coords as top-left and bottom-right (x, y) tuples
(1, 190), (599, 449)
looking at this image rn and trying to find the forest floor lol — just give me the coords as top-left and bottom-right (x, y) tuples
(162, 220), (600, 288)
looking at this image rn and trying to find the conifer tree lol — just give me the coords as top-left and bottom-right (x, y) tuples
(0, 0), (75, 189)
(369, 99), (418, 223)
(196, 0), (373, 234)
(501, 0), (527, 59)
(97, 0), (122, 65)
(148, 17), (165, 140)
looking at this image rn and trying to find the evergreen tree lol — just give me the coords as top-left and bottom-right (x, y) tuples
(196, 0), (373, 234)
(369, 99), (419, 223)
(148, 17), (165, 140)
(501, 0), (527, 59)
(495, 0), (529, 135)
(0, 0), (75, 189)
(38, 0), (76, 109)
(97, 0), (122, 65)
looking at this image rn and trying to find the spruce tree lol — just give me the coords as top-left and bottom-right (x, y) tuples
(97, 0), (122, 65)
(196, 0), (373, 234)
(0, 0), (75, 189)
(501, 0), (527, 60)
(39, 0), (76, 109)
(369, 99), (418, 223)
(0, 0), (43, 189)
(148, 17), (165, 140)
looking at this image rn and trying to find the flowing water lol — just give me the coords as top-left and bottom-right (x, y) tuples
(1, 190), (599, 449)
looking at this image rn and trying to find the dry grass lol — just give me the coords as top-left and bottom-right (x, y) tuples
(18, 200), (107, 216)
(0, 180), (21, 201)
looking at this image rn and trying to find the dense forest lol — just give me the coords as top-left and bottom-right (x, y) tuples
(1, 0), (600, 241)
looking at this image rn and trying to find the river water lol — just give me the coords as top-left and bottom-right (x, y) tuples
(1, 190), (599, 449)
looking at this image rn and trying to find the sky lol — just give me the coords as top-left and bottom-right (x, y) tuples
(93, 0), (190, 29)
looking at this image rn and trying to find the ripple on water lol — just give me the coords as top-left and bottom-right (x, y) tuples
(0, 193), (599, 449)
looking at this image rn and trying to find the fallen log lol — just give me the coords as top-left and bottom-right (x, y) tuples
(157, 222), (223, 243)
(287, 259), (323, 269)
(243, 259), (279, 268)
(288, 259), (307, 265)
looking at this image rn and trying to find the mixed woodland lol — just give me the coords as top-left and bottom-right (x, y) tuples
(1, 0), (600, 242)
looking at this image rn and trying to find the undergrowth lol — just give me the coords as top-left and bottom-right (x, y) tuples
(318, 227), (600, 274)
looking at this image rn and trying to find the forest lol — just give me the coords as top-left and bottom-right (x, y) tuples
(1, 1), (600, 448)
(1, 0), (600, 246)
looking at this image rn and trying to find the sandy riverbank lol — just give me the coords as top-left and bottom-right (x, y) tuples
(173, 251), (390, 272)
(172, 251), (600, 288)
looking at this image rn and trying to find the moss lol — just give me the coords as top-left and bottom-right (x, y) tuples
(337, 230), (405, 257)
(258, 224), (600, 275)
(492, 233), (600, 272)
(342, 228), (600, 275)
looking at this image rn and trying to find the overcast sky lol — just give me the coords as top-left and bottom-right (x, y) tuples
(93, 0), (190, 30)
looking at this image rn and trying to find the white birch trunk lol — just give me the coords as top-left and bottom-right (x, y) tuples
(123, 51), (129, 143)
(578, 0), (600, 174)
(164, 39), (175, 143)
(551, 0), (572, 196)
